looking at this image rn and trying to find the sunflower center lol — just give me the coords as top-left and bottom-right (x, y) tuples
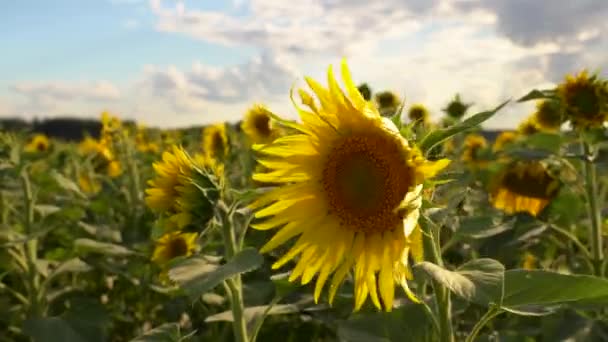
(253, 114), (272, 137)
(168, 237), (189, 259)
(501, 162), (559, 199)
(36, 141), (47, 151)
(571, 84), (600, 118)
(212, 133), (225, 157)
(321, 132), (413, 233)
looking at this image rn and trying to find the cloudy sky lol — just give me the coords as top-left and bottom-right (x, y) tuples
(1, 0), (606, 129)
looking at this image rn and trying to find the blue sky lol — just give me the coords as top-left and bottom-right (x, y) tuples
(1, 0), (606, 128)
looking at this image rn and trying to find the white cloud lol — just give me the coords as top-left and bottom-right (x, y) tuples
(12, 81), (121, 102)
(123, 19), (140, 29)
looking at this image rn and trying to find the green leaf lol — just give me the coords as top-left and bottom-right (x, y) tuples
(51, 171), (86, 198)
(47, 258), (92, 282)
(205, 303), (302, 323)
(456, 217), (515, 239)
(74, 238), (135, 257)
(336, 302), (437, 342)
(130, 323), (182, 342)
(34, 204), (62, 218)
(419, 101), (508, 154)
(503, 270), (608, 314)
(78, 222), (122, 243)
(168, 248), (263, 299)
(415, 259), (505, 306)
(23, 317), (87, 342)
(517, 89), (556, 102)
(522, 132), (563, 153)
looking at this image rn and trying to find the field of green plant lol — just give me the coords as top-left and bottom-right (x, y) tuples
(1, 61), (608, 342)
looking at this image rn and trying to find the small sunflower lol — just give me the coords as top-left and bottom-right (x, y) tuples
(408, 104), (430, 125)
(517, 117), (541, 136)
(490, 160), (560, 217)
(135, 125), (160, 153)
(151, 231), (198, 265)
(374, 91), (402, 117)
(203, 124), (229, 164)
(79, 137), (122, 178)
(242, 104), (280, 144)
(443, 94), (471, 119)
(78, 173), (101, 195)
(24, 134), (50, 153)
(522, 252), (537, 270)
(101, 111), (122, 135)
(250, 60), (450, 311)
(557, 70), (608, 128)
(145, 146), (218, 230)
(533, 100), (563, 131)
(461, 134), (488, 168)
(492, 131), (518, 152)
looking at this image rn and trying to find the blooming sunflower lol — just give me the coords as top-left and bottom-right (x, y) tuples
(521, 252), (537, 270)
(557, 70), (608, 128)
(24, 134), (50, 153)
(408, 104), (430, 125)
(203, 124), (229, 164)
(145, 146), (219, 230)
(78, 172), (101, 195)
(461, 134), (488, 168)
(492, 131), (518, 152)
(374, 91), (402, 117)
(517, 117), (541, 136)
(490, 160), (560, 217)
(443, 94), (471, 119)
(151, 231), (198, 265)
(250, 60), (450, 311)
(533, 100), (563, 131)
(242, 104), (280, 144)
(79, 137), (122, 178)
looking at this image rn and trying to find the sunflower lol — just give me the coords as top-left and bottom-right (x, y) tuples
(374, 91), (402, 117)
(557, 70), (608, 128)
(203, 124), (229, 164)
(492, 131), (518, 152)
(135, 124), (160, 153)
(101, 111), (122, 136)
(408, 104), (430, 125)
(443, 94), (471, 119)
(517, 117), (541, 136)
(490, 160), (560, 217)
(145, 146), (218, 230)
(78, 173), (101, 195)
(250, 60), (450, 311)
(151, 231), (198, 265)
(242, 104), (280, 144)
(461, 134), (488, 168)
(522, 252), (537, 270)
(24, 134), (50, 153)
(79, 137), (122, 178)
(533, 100), (563, 131)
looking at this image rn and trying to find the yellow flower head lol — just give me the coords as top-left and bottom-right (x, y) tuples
(557, 70), (608, 128)
(374, 91), (402, 117)
(242, 104), (280, 144)
(522, 252), (537, 270)
(490, 160), (560, 217)
(250, 60), (450, 312)
(517, 117), (541, 136)
(146, 146), (219, 230)
(203, 124), (229, 163)
(443, 94), (471, 119)
(408, 104), (430, 124)
(461, 134), (488, 167)
(492, 131), (518, 152)
(24, 134), (50, 153)
(78, 137), (122, 178)
(78, 173), (101, 195)
(101, 111), (122, 134)
(533, 100), (563, 131)
(151, 231), (198, 265)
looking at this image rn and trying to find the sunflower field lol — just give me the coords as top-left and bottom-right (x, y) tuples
(2, 61), (608, 342)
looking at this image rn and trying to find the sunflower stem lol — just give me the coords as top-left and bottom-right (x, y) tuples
(420, 216), (454, 342)
(465, 307), (502, 342)
(581, 141), (604, 276)
(220, 203), (249, 342)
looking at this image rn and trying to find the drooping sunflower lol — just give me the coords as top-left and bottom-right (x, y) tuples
(250, 60), (450, 311)
(443, 94), (471, 119)
(151, 231), (198, 265)
(490, 160), (560, 217)
(461, 134), (488, 168)
(557, 70), (608, 128)
(145, 146), (218, 230)
(203, 124), (229, 164)
(374, 91), (402, 117)
(408, 104), (430, 125)
(492, 131), (518, 152)
(517, 117), (541, 136)
(532, 100), (563, 131)
(24, 134), (50, 153)
(242, 104), (280, 144)
(78, 137), (122, 178)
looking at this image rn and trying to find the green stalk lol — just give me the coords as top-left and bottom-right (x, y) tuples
(20, 170), (42, 317)
(582, 142), (604, 276)
(220, 203), (249, 342)
(465, 307), (502, 342)
(420, 216), (454, 342)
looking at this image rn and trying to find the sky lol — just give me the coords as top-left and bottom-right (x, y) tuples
(1, 0), (607, 129)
